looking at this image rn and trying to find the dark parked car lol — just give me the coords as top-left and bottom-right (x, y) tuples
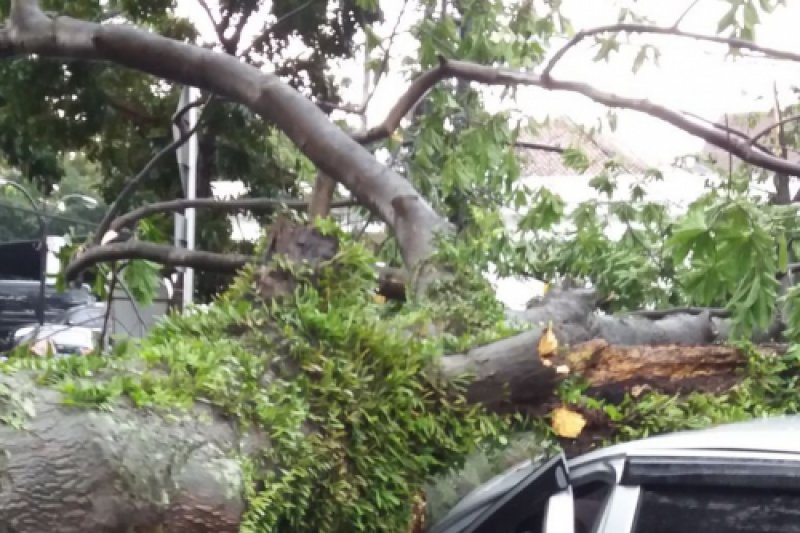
(430, 416), (800, 533)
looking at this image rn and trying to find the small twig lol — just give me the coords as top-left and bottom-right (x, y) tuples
(197, 0), (219, 29)
(514, 141), (565, 153)
(671, 0), (702, 29)
(360, 0), (411, 114)
(100, 264), (117, 348)
(92, 95), (213, 246)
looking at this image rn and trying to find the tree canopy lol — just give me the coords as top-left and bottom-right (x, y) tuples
(1, 0), (800, 531)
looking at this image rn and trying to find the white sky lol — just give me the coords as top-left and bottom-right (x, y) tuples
(176, 0), (800, 166)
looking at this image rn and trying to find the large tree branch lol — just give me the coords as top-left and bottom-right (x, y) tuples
(67, 241), (254, 276)
(541, 22), (800, 80)
(109, 196), (359, 232)
(64, 239), (409, 300)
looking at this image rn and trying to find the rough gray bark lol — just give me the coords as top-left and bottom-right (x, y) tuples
(0, 373), (246, 533)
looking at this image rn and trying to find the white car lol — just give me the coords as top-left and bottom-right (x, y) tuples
(13, 323), (97, 356)
(429, 415), (800, 533)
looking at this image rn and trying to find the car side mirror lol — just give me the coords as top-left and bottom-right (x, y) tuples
(544, 488), (575, 533)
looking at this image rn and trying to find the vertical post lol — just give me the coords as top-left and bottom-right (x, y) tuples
(173, 86), (200, 311)
(37, 207), (47, 326)
(183, 87), (199, 310)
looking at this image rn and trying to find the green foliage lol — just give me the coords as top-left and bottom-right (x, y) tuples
(5, 232), (509, 532)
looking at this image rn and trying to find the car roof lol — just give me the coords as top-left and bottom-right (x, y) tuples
(571, 415), (800, 468)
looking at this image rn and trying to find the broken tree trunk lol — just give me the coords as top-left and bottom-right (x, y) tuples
(0, 248), (773, 532)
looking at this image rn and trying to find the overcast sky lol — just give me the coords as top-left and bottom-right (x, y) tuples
(176, 0), (800, 167)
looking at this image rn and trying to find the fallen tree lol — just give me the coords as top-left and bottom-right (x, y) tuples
(2, 1), (800, 532)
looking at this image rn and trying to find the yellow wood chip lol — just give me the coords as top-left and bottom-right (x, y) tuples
(537, 321), (558, 358)
(551, 406), (587, 439)
(372, 293), (386, 304)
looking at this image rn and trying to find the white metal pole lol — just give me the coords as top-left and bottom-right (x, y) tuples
(182, 86), (199, 311)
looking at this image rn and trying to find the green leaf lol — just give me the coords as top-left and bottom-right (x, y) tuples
(562, 147), (591, 173)
(588, 174), (616, 197)
(778, 232), (789, 273)
(122, 260), (161, 306)
(666, 208), (708, 262)
(593, 37), (620, 62)
(743, 2), (760, 30)
(364, 26), (381, 51)
(632, 46), (648, 74)
(717, 6), (738, 33)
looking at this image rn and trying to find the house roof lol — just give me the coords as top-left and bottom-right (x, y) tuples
(515, 117), (651, 176)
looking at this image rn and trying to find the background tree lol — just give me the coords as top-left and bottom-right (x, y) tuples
(0, 0), (381, 298)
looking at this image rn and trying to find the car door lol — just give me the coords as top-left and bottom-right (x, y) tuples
(428, 453), (572, 533)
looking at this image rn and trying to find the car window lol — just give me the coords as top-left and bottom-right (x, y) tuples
(632, 485), (800, 533)
(573, 481), (612, 533)
(428, 454), (570, 533)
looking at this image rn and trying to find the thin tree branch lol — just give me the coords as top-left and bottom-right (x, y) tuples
(682, 110), (774, 155)
(111, 197), (359, 232)
(196, 0), (219, 30)
(541, 23), (800, 80)
(92, 95), (213, 246)
(514, 141), (565, 153)
(360, 0), (411, 114)
(240, 0), (314, 58)
(769, 83), (792, 204)
(750, 113), (800, 148)
(372, 57), (800, 177)
(353, 64), (450, 144)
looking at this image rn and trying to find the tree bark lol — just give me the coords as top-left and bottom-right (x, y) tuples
(0, 372), (247, 533)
